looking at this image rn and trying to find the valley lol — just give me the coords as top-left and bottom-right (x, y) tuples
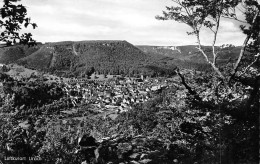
(0, 0), (258, 163)
(0, 41), (257, 164)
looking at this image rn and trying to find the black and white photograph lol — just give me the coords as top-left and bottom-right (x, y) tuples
(0, 0), (259, 163)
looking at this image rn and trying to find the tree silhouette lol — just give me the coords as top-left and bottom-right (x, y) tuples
(156, 0), (259, 86)
(156, 1), (259, 162)
(0, 0), (37, 46)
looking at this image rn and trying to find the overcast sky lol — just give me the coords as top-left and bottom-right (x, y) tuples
(21, 0), (247, 46)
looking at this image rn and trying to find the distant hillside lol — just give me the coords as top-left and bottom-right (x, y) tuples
(18, 45), (54, 70)
(0, 44), (42, 64)
(0, 42), (241, 77)
(0, 40), (177, 77)
(137, 45), (241, 70)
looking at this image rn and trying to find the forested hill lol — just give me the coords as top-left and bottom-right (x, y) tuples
(0, 42), (242, 77)
(0, 40), (177, 77)
(0, 43), (42, 64)
(137, 45), (242, 70)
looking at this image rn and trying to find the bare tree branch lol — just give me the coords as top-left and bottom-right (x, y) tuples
(195, 33), (226, 82)
(229, 10), (259, 83)
(212, 15), (221, 65)
(175, 68), (202, 101)
(221, 16), (248, 24)
(238, 53), (260, 77)
(211, 0), (224, 65)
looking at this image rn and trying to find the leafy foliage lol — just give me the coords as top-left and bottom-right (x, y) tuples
(0, 0), (37, 46)
(0, 73), (64, 112)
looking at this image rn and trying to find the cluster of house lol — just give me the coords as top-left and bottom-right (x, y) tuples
(60, 77), (171, 114)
